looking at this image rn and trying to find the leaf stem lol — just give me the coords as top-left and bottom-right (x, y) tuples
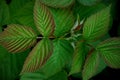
(36, 36), (55, 40)
(37, 37), (43, 39)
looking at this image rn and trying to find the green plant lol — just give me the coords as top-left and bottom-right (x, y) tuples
(0, 0), (120, 80)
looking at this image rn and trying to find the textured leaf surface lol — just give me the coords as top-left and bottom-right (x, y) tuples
(11, 1), (39, 34)
(0, 27), (29, 80)
(20, 71), (67, 80)
(95, 57), (106, 76)
(77, 0), (101, 6)
(82, 51), (99, 80)
(21, 38), (53, 73)
(9, 0), (38, 33)
(83, 5), (111, 42)
(73, 2), (107, 20)
(34, 0), (55, 37)
(37, 39), (74, 78)
(97, 38), (120, 68)
(40, 0), (74, 8)
(0, 49), (29, 80)
(0, 24), (37, 53)
(13, 2), (34, 26)
(50, 8), (75, 37)
(69, 41), (86, 75)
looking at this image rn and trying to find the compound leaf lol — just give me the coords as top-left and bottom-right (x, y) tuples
(82, 51), (99, 80)
(83, 5), (111, 42)
(39, 0), (74, 8)
(21, 38), (53, 73)
(34, 0), (55, 37)
(50, 8), (75, 37)
(69, 40), (86, 75)
(97, 38), (120, 68)
(0, 24), (37, 53)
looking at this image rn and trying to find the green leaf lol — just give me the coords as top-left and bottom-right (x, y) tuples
(83, 5), (111, 42)
(9, 0), (31, 18)
(0, 50), (29, 80)
(20, 72), (45, 80)
(11, 1), (39, 34)
(0, 24), (30, 79)
(39, 0), (74, 8)
(50, 8), (75, 37)
(9, 0), (38, 33)
(47, 71), (68, 80)
(95, 57), (106, 76)
(97, 38), (120, 68)
(34, 0), (55, 37)
(0, 0), (10, 26)
(73, 2), (108, 20)
(21, 38), (53, 73)
(0, 24), (37, 53)
(8, 0), (34, 24)
(20, 71), (67, 80)
(37, 39), (74, 78)
(69, 40), (86, 75)
(82, 51), (99, 80)
(0, 26), (7, 62)
(77, 0), (101, 6)
(0, 46), (8, 63)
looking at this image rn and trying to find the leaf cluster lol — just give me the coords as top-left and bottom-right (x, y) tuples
(0, 0), (120, 80)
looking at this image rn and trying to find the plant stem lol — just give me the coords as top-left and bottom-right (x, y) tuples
(37, 37), (43, 39)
